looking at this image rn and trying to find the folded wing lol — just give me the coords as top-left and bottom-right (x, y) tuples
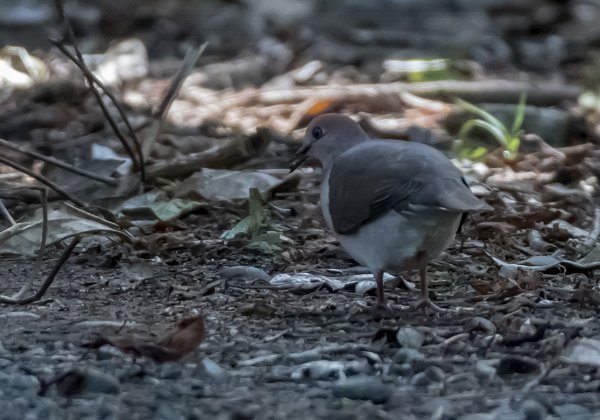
(328, 140), (491, 234)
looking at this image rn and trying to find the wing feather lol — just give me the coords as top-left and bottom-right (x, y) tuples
(328, 140), (490, 234)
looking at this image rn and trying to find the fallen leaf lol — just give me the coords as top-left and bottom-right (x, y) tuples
(0, 203), (131, 256)
(174, 168), (282, 201)
(82, 315), (206, 363)
(119, 191), (202, 221)
(564, 338), (600, 367)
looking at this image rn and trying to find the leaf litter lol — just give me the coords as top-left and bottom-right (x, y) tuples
(2, 1), (600, 417)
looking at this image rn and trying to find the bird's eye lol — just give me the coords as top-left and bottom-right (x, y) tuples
(312, 127), (323, 139)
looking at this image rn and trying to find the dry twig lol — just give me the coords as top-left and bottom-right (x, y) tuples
(0, 138), (118, 186)
(12, 189), (49, 299)
(0, 236), (80, 305)
(0, 154), (85, 207)
(52, 0), (145, 182)
(0, 199), (16, 226)
(142, 43), (208, 159)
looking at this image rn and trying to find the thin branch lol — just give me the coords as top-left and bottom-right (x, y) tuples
(0, 199), (16, 225)
(13, 189), (49, 299)
(155, 43), (208, 119)
(0, 138), (118, 186)
(142, 43), (208, 160)
(214, 79), (582, 110)
(582, 208), (600, 250)
(50, 40), (142, 180)
(0, 237), (80, 305)
(63, 202), (123, 232)
(51, 0), (145, 182)
(0, 153), (85, 207)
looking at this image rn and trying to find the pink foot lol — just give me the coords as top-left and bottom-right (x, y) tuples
(412, 296), (447, 313)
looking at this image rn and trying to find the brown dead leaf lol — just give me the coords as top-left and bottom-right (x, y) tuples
(158, 316), (207, 357)
(470, 280), (495, 295)
(297, 99), (342, 128)
(82, 315), (206, 363)
(304, 99), (338, 119)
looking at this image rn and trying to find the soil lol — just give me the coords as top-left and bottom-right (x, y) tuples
(1, 200), (600, 419)
(2, 1), (600, 419)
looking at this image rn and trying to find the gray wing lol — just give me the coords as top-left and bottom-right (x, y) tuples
(328, 140), (490, 234)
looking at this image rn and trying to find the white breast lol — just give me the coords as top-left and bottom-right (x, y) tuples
(320, 170), (462, 274)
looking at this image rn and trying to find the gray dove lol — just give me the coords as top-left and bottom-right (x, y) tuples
(291, 113), (491, 312)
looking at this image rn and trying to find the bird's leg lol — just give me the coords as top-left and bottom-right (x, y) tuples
(412, 255), (446, 313)
(374, 269), (391, 311)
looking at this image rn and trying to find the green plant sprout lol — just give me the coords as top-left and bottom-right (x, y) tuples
(221, 187), (281, 253)
(455, 93), (527, 160)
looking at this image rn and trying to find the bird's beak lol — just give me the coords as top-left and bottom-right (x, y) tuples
(289, 142), (312, 173)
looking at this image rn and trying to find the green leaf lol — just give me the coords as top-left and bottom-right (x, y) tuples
(458, 118), (510, 148)
(455, 98), (511, 139)
(468, 146), (489, 160)
(221, 188), (274, 244)
(221, 215), (252, 239)
(119, 192), (202, 221)
(506, 136), (521, 154)
(511, 93), (527, 134)
(247, 232), (281, 253)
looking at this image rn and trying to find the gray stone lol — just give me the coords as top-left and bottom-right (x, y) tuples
(23, 347), (45, 357)
(152, 403), (185, 420)
(393, 348), (425, 364)
(96, 345), (126, 361)
(475, 360), (497, 379)
(521, 399), (547, 420)
(461, 415), (494, 420)
(491, 402), (526, 420)
(389, 362), (412, 376)
(198, 357), (227, 381)
(0, 358), (13, 368)
(9, 373), (40, 391)
(410, 372), (431, 387)
(76, 368), (120, 395)
(0, 311), (40, 320)
(158, 363), (183, 380)
(424, 366), (445, 382)
(420, 397), (456, 418)
(219, 266), (270, 282)
(553, 404), (591, 418)
(331, 375), (392, 404)
(396, 327), (424, 349)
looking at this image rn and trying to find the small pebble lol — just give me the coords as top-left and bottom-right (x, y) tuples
(396, 327), (424, 349)
(553, 403), (590, 418)
(23, 347), (45, 357)
(411, 372), (431, 387)
(0, 358), (13, 368)
(475, 360), (497, 378)
(9, 373), (40, 391)
(219, 266), (270, 282)
(198, 357), (227, 381)
(424, 366), (445, 382)
(55, 368), (120, 396)
(159, 363), (183, 380)
(331, 375), (392, 404)
(393, 348), (425, 364)
(0, 312), (40, 320)
(521, 398), (547, 420)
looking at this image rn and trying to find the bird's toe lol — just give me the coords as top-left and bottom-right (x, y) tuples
(412, 297), (447, 314)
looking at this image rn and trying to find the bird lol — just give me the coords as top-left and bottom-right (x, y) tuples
(290, 113), (491, 312)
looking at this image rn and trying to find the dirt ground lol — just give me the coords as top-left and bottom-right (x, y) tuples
(3, 1), (600, 419)
(2, 188), (600, 419)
